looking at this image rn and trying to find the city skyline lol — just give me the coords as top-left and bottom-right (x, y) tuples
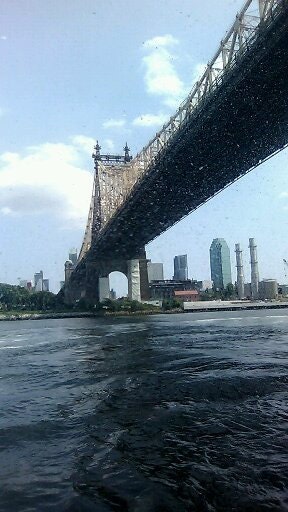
(10, 232), (288, 296)
(8, 231), (287, 297)
(0, 0), (287, 293)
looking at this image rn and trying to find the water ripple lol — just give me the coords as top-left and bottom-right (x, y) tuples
(0, 312), (287, 511)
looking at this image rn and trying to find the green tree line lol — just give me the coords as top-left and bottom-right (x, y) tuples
(0, 283), (64, 311)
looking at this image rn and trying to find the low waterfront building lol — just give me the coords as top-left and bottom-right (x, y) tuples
(149, 279), (198, 300)
(174, 290), (199, 302)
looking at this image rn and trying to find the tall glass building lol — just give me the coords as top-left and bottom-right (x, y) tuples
(210, 239), (232, 290)
(173, 254), (188, 281)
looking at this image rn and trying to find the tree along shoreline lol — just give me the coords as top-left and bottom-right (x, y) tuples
(0, 283), (182, 319)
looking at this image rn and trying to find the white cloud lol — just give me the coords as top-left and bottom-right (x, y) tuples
(279, 192), (288, 198)
(72, 136), (115, 154)
(143, 34), (179, 50)
(0, 35), (7, 41)
(1, 207), (11, 215)
(103, 118), (126, 129)
(132, 113), (168, 128)
(191, 62), (206, 83)
(142, 34), (186, 108)
(0, 140), (93, 227)
(71, 135), (95, 154)
(140, 35), (208, 111)
(102, 138), (115, 152)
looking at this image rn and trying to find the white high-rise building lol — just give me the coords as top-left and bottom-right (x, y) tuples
(34, 271), (43, 291)
(42, 279), (50, 292)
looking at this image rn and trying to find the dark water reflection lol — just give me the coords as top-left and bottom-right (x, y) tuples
(0, 310), (287, 511)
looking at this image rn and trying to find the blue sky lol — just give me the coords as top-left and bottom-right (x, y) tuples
(1, 0), (288, 294)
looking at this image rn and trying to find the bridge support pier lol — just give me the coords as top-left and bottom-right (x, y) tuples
(127, 259), (141, 302)
(64, 250), (149, 306)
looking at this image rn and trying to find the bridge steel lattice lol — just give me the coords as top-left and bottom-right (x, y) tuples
(65, 0), (288, 305)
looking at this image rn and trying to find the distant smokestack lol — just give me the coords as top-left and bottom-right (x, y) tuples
(249, 238), (259, 299)
(235, 243), (245, 299)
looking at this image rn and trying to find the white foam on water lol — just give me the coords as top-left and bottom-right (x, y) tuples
(0, 345), (23, 350)
(265, 315), (288, 319)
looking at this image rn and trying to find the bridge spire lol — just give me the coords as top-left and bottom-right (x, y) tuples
(92, 141), (101, 168)
(123, 142), (131, 163)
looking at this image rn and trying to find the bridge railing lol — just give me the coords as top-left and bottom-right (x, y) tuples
(131, 0), (281, 179)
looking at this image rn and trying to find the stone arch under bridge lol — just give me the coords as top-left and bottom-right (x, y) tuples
(107, 271), (128, 300)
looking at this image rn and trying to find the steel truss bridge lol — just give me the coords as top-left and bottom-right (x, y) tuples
(65, 0), (288, 304)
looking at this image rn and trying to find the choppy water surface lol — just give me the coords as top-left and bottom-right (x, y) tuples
(0, 310), (287, 511)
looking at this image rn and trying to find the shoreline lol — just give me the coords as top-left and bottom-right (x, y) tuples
(0, 311), (96, 321)
(0, 302), (288, 321)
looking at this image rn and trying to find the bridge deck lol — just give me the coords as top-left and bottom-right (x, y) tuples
(87, 3), (288, 261)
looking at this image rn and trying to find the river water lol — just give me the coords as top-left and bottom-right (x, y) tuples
(0, 309), (287, 511)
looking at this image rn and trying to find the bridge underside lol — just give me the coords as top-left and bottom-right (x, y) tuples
(66, 4), (288, 304)
(88, 6), (288, 260)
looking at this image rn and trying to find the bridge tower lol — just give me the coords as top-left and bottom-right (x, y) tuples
(64, 142), (149, 305)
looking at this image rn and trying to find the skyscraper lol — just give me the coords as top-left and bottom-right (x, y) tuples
(147, 262), (164, 282)
(69, 248), (78, 266)
(34, 270), (44, 291)
(173, 255), (188, 281)
(42, 279), (50, 292)
(34, 271), (49, 292)
(210, 239), (232, 290)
